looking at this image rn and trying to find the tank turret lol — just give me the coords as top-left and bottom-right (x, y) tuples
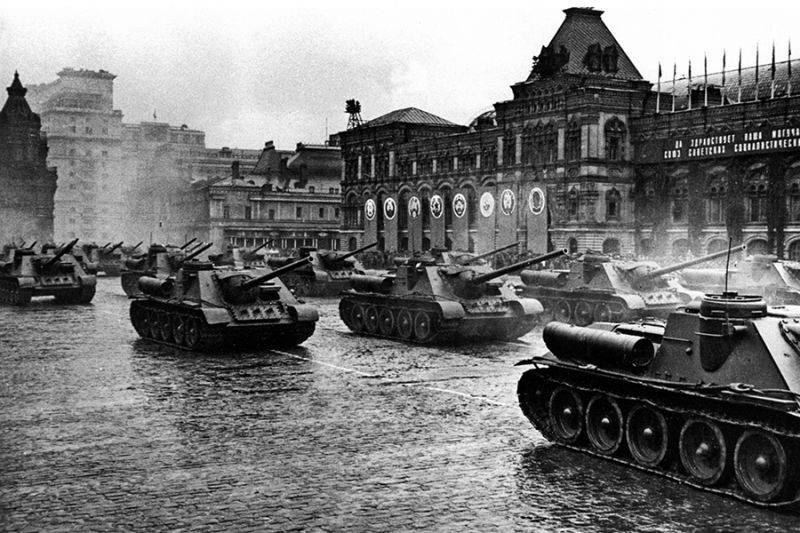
(176, 242), (213, 266)
(42, 238), (79, 269)
(320, 241), (378, 264)
(221, 257), (311, 303)
(272, 242), (378, 296)
(517, 290), (800, 508)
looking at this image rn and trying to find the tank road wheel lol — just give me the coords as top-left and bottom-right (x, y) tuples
(184, 316), (202, 350)
(377, 307), (395, 336)
(413, 310), (435, 343)
(593, 303), (612, 323)
(548, 387), (583, 443)
(364, 305), (380, 333)
(573, 300), (593, 326)
(130, 304), (149, 337)
(734, 430), (789, 502)
(553, 300), (571, 323)
(679, 419), (728, 486)
(171, 315), (186, 346)
(149, 310), (164, 341)
(585, 395), (624, 455)
(349, 304), (365, 333)
(626, 404), (669, 467)
(396, 309), (414, 340)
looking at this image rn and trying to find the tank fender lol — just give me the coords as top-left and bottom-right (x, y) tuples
(508, 297), (544, 317)
(614, 293), (646, 310)
(288, 304), (320, 323)
(16, 276), (36, 289)
(200, 308), (232, 325)
(78, 274), (97, 287)
(437, 301), (466, 320)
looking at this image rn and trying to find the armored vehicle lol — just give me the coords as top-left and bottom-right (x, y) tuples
(517, 291), (800, 508)
(0, 238), (96, 305)
(121, 241), (211, 298)
(339, 248), (566, 344)
(209, 242), (270, 269)
(680, 254), (800, 306)
(268, 241), (378, 296)
(519, 245), (745, 326)
(130, 256), (318, 351)
(120, 241), (143, 259)
(94, 241), (124, 276)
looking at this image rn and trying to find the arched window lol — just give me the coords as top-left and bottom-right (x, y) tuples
(422, 237), (431, 251)
(788, 240), (800, 261)
(748, 183), (767, 222)
(747, 238), (769, 255)
(522, 128), (534, 165)
(602, 238), (620, 255)
(605, 118), (626, 161)
(672, 186), (688, 223)
(348, 237), (358, 251)
(605, 188), (621, 221)
(567, 188), (580, 221)
(788, 182), (800, 222)
(567, 237), (579, 254)
(566, 122), (581, 161)
(672, 239), (689, 258)
(545, 124), (557, 163)
(706, 184), (726, 224)
(639, 238), (652, 257)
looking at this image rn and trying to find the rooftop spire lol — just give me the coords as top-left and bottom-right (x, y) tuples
(7, 71), (27, 97)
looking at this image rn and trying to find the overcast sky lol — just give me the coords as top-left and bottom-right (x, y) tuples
(1, 0), (797, 149)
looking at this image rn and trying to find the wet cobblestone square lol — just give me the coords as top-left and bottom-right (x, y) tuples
(2, 279), (799, 531)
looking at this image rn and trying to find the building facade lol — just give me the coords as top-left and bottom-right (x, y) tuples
(195, 141), (343, 252)
(0, 72), (58, 244)
(337, 8), (800, 259)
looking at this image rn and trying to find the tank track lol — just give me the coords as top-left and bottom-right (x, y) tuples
(0, 278), (32, 306)
(129, 300), (315, 351)
(518, 363), (800, 509)
(338, 295), (533, 344)
(533, 291), (674, 326)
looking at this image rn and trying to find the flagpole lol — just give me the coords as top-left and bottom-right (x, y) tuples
(754, 44), (760, 101)
(656, 62), (661, 113)
(688, 60), (692, 110)
(672, 63), (676, 112)
(704, 54), (708, 107)
(721, 50), (726, 106)
(771, 42), (776, 99)
(789, 40), (793, 97)
(738, 48), (743, 103)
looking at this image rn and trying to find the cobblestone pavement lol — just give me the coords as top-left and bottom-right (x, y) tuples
(2, 278), (800, 531)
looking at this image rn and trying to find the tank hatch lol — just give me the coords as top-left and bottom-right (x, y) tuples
(699, 292), (767, 319)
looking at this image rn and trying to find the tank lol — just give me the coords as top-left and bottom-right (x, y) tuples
(94, 241), (124, 276)
(680, 254), (800, 306)
(517, 291), (800, 508)
(209, 242), (270, 269)
(519, 245), (745, 326)
(129, 256), (318, 351)
(338, 248), (566, 344)
(0, 238), (96, 305)
(268, 241), (378, 296)
(121, 241), (211, 298)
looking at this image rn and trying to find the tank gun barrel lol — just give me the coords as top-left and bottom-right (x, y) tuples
(335, 241), (378, 261)
(462, 242), (519, 265)
(101, 242), (112, 249)
(178, 242), (213, 264)
(640, 244), (746, 280)
(242, 256), (312, 289)
(179, 237), (198, 250)
(470, 248), (567, 284)
(184, 241), (208, 254)
(246, 241), (269, 255)
(106, 241), (124, 253)
(44, 238), (79, 268)
(129, 241), (143, 253)
(25, 240), (37, 250)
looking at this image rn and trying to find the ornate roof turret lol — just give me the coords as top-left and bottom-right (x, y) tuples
(527, 7), (642, 81)
(8, 71), (27, 97)
(0, 71), (38, 124)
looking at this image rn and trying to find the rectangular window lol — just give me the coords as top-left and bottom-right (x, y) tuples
(244, 206), (252, 219)
(268, 209), (275, 220)
(319, 207), (325, 219)
(296, 207), (302, 219)
(334, 208), (340, 218)
(223, 205), (230, 218)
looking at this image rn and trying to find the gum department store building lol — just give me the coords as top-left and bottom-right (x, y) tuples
(336, 8), (800, 260)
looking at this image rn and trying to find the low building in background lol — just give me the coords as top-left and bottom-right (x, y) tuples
(0, 72), (57, 244)
(195, 140), (342, 252)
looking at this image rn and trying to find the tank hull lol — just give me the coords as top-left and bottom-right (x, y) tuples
(518, 359), (800, 509)
(130, 299), (316, 351)
(280, 272), (351, 297)
(120, 270), (149, 298)
(98, 260), (122, 277)
(338, 292), (539, 344)
(0, 276), (95, 305)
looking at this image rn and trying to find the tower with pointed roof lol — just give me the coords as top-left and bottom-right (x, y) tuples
(0, 72), (57, 244)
